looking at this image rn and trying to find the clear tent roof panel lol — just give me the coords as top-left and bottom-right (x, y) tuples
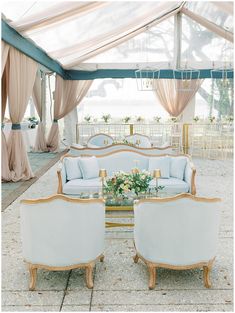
(77, 16), (175, 65)
(1, 1), (234, 70)
(181, 15), (233, 66)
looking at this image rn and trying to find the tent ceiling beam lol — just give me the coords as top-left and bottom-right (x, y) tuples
(65, 69), (233, 80)
(181, 7), (233, 43)
(174, 12), (182, 68)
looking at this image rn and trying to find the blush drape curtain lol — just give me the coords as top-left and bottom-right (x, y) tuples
(154, 79), (203, 117)
(32, 70), (48, 152)
(7, 47), (38, 181)
(47, 75), (93, 152)
(1, 41), (12, 181)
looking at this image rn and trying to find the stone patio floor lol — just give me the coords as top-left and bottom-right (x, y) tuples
(1, 157), (233, 311)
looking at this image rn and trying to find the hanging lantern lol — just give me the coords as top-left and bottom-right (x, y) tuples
(211, 65), (233, 88)
(135, 67), (160, 91)
(173, 67), (200, 91)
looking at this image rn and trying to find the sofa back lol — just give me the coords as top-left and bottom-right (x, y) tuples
(62, 150), (191, 178)
(70, 143), (173, 156)
(97, 150), (149, 175)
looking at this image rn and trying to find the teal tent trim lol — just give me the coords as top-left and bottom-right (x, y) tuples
(66, 69), (234, 80)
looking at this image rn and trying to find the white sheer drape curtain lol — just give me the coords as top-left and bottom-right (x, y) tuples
(7, 47), (38, 181)
(154, 79), (203, 117)
(32, 70), (48, 152)
(47, 75), (93, 152)
(1, 41), (12, 181)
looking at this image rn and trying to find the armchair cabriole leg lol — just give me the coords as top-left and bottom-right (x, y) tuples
(133, 254), (139, 263)
(203, 265), (212, 288)
(85, 263), (94, 289)
(29, 264), (37, 291)
(203, 259), (214, 288)
(148, 264), (156, 290)
(100, 254), (105, 262)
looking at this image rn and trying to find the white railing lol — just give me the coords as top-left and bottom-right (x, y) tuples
(76, 122), (233, 159)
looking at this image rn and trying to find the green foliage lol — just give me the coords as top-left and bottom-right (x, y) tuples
(84, 115), (92, 123)
(123, 116), (131, 123)
(102, 114), (111, 123)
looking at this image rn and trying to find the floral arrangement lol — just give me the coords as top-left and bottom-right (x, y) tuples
(193, 116), (200, 122)
(102, 114), (111, 123)
(104, 170), (153, 197)
(209, 116), (216, 123)
(154, 116), (161, 123)
(84, 115), (92, 123)
(123, 116), (131, 123)
(136, 116), (144, 123)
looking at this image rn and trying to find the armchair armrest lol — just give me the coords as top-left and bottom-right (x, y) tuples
(184, 159), (196, 195)
(57, 162), (67, 194)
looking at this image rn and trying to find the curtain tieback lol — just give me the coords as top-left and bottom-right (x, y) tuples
(1, 123), (5, 129)
(12, 123), (21, 130)
(53, 119), (58, 123)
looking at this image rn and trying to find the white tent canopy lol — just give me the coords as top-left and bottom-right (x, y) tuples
(2, 1), (234, 71)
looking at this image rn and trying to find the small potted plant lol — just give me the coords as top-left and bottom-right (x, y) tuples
(123, 116), (131, 123)
(209, 116), (216, 123)
(193, 116), (200, 123)
(154, 116), (161, 123)
(84, 115), (92, 123)
(136, 116), (144, 123)
(102, 114), (111, 123)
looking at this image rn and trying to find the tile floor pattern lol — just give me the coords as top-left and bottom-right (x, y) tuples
(1, 158), (233, 311)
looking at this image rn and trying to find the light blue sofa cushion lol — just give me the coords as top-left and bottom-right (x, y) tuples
(149, 178), (189, 193)
(63, 178), (102, 195)
(79, 156), (100, 179)
(170, 157), (187, 180)
(148, 156), (170, 178)
(64, 157), (82, 180)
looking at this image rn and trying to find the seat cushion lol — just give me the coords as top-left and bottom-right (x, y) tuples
(63, 178), (102, 195)
(79, 156), (100, 179)
(149, 178), (189, 193)
(64, 157), (82, 180)
(148, 156), (170, 178)
(170, 157), (187, 180)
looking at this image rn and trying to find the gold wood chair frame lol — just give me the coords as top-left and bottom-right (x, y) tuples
(26, 254), (104, 291)
(21, 195), (105, 290)
(70, 142), (173, 151)
(133, 193), (221, 289)
(133, 251), (215, 290)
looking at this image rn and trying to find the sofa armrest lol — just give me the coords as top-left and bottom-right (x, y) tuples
(184, 159), (196, 195)
(57, 162), (67, 194)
